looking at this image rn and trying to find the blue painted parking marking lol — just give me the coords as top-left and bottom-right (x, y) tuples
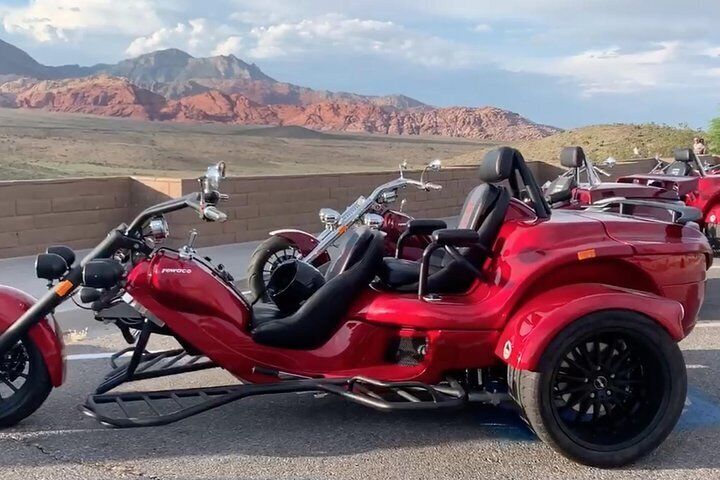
(678, 388), (720, 430)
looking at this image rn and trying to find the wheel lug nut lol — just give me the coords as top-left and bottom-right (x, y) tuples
(606, 390), (612, 395)
(590, 393), (595, 398)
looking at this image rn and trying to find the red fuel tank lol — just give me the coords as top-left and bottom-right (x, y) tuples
(125, 250), (252, 349)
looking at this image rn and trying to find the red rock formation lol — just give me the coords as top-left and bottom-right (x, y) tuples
(12, 76), (166, 119)
(1, 75), (559, 140)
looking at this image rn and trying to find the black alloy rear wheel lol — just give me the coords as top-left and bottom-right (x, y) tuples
(511, 310), (686, 468)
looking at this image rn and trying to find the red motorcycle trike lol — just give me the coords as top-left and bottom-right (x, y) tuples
(0, 148), (710, 468)
(247, 159), (444, 300)
(618, 148), (720, 252)
(543, 146), (680, 209)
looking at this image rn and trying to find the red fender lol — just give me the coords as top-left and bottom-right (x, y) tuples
(0, 286), (65, 386)
(269, 229), (332, 266)
(495, 283), (685, 372)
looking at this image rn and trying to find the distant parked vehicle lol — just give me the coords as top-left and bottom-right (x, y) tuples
(619, 148), (720, 252)
(247, 159), (444, 300)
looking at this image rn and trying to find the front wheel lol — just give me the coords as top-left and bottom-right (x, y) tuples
(0, 336), (52, 428)
(510, 310), (686, 468)
(247, 236), (302, 302)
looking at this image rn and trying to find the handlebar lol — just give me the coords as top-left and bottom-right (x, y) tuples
(403, 178), (443, 191)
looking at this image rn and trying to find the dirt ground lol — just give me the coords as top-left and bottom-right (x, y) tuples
(0, 108), (493, 179)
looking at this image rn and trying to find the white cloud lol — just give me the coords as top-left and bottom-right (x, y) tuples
(212, 36), (243, 56)
(702, 46), (720, 58)
(247, 14), (479, 68)
(125, 18), (234, 57)
(472, 24), (492, 33)
(505, 41), (720, 95)
(1, 0), (165, 42)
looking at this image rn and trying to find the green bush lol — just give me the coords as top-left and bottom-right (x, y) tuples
(709, 116), (720, 154)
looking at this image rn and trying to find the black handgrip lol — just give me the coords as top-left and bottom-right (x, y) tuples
(396, 219), (448, 258)
(431, 229), (481, 247)
(406, 219), (447, 235)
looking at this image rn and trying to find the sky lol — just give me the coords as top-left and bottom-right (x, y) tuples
(0, 0), (719, 129)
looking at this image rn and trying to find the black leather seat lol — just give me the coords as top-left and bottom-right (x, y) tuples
(544, 146), (585, 204)
(251, 229), (383, 349)
(378, 149), (513, 293)
(666, 148), (695, 176)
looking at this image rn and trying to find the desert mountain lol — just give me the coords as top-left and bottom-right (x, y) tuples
(0, 39), (94, 81)
(93, 49), (430, 108)
(3, 76), (558, 140)
(0, 39), (560, 140)
(0, 42), (426, 108)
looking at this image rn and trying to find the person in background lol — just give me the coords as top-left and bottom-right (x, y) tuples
(694, 137), (708, 155)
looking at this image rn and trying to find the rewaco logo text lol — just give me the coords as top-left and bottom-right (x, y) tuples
(161, 268), (192, 274)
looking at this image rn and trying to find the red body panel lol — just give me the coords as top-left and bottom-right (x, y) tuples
(125, 199), (710, 384)
(573, 182), (678, 206)
(495, 283), (685, 371)
(619, 173), (720, 227)
(0, 286), (64, 386)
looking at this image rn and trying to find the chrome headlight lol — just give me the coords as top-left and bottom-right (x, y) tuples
(148, 216), (169, 242)
(362, 213), (384, 230)
(319, 208), (340, 229)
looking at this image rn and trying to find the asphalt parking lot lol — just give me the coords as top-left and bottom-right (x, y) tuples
(2, 252), (720, 479)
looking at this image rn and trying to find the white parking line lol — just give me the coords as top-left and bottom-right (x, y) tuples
(696, 322), (720, 328)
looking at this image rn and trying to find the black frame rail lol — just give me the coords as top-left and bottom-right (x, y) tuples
(81, 375), (467, 428)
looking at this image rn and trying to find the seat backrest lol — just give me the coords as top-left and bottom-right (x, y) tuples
(666, 148), (695, 176)
(324, 229), (373, 280)
(453, 183), (509, 261)
(666, 161), (693, 176)
(251, 229), (384, 349)
(457, 184), (510, 246)
(560, 146), (585, 168)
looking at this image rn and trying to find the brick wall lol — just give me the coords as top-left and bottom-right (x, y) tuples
(0, 177), (132, 258)
(0, 160), (608, 258)
(162, 167), (484, 249)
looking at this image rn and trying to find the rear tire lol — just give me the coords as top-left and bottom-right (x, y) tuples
(510, 310), (686, 468)
(0, 336), (52, 428)
(248, 236), (300, 302)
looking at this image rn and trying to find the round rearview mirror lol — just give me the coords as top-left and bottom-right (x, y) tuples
(428, 159), (442, 171)
(204, 162), (226, 191)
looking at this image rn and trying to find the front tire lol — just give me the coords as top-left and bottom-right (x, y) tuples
(248, 236), (301, 302)
(511, 310), (686, 468)
(0, 336), (52, 428)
